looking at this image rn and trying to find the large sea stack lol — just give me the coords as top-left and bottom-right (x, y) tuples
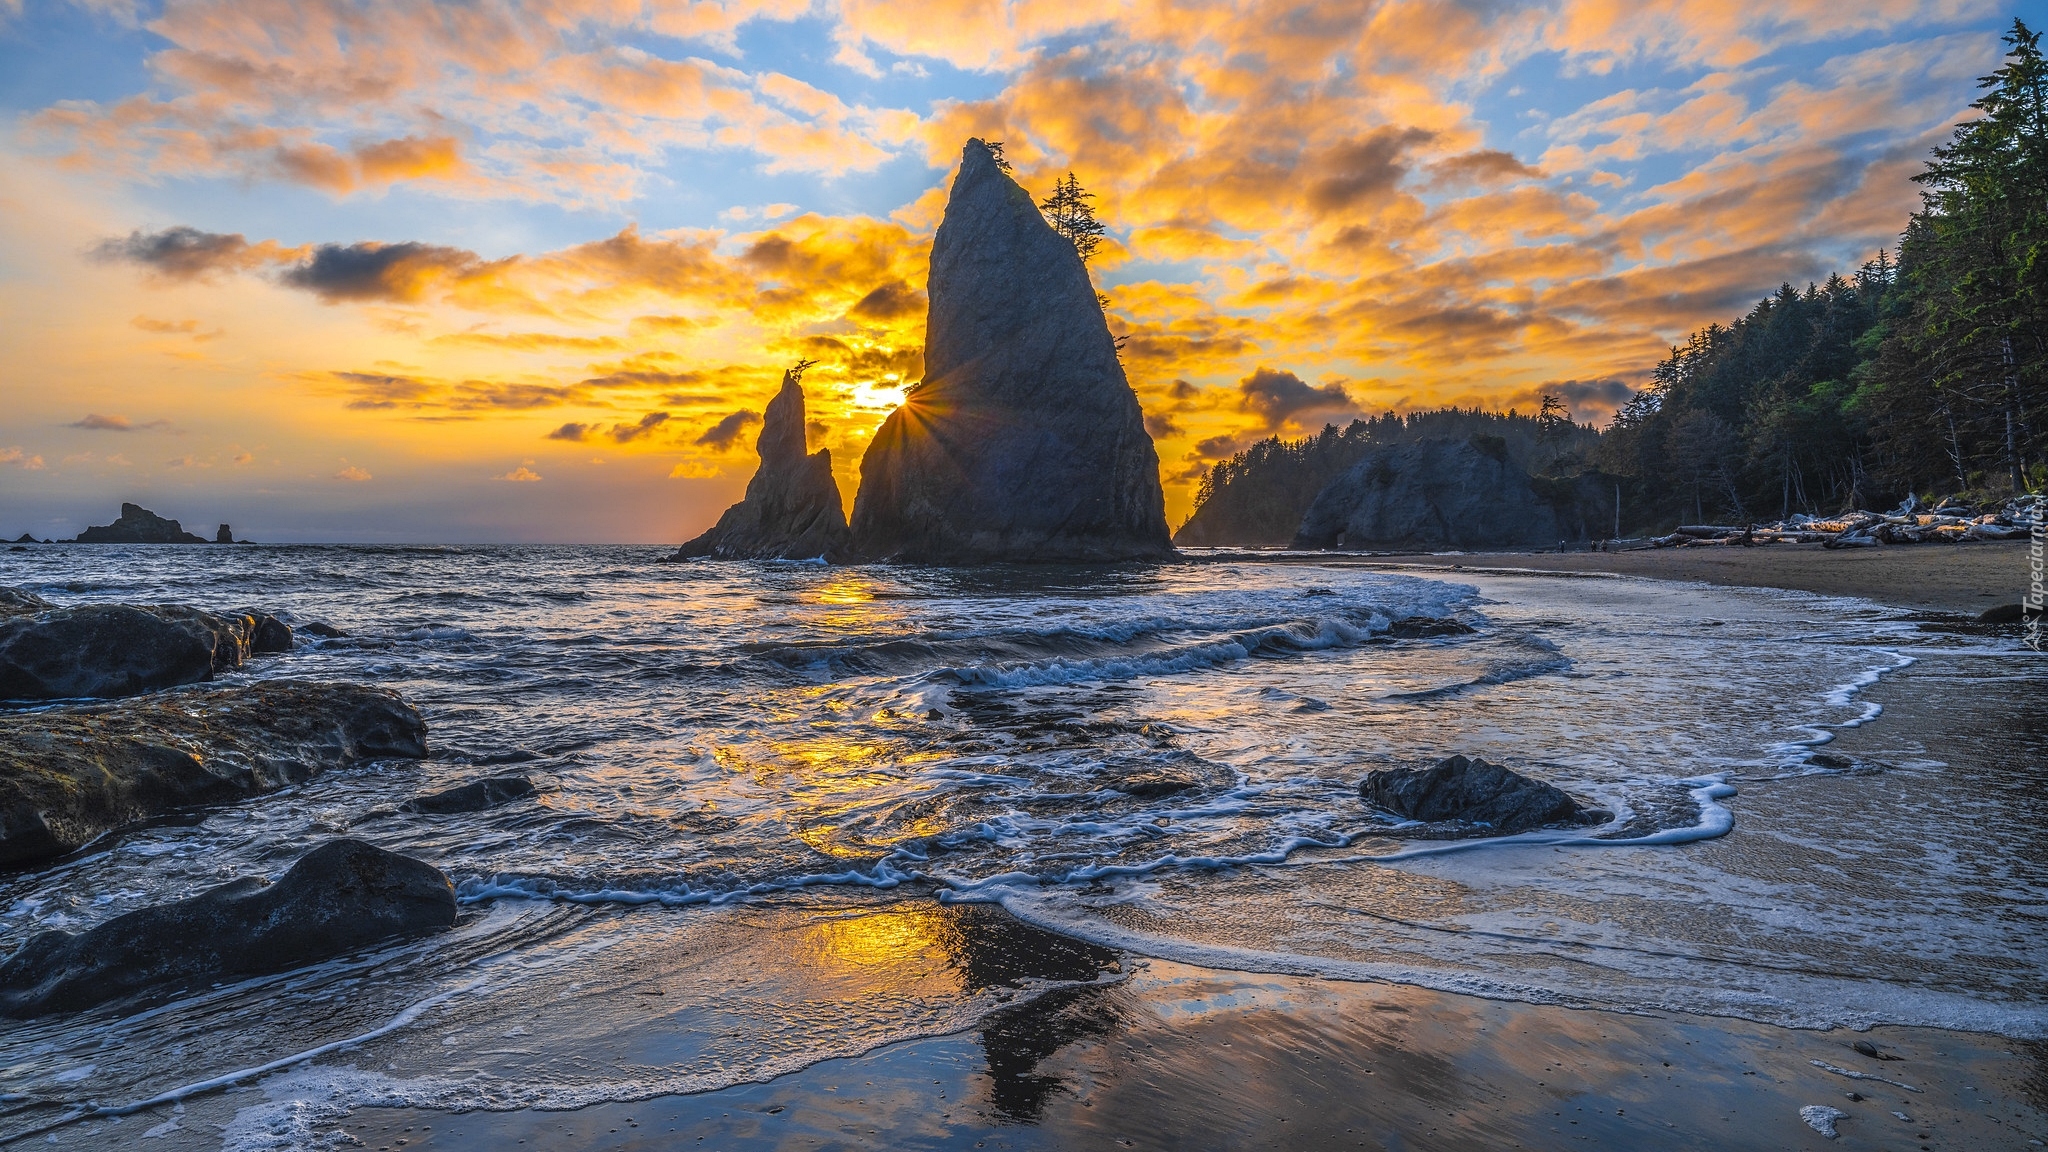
(849, 139), (1172, 563)
(672, 365), (851, 561)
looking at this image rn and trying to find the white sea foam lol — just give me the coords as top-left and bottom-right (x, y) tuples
(1801, 1104), (1848, 1138)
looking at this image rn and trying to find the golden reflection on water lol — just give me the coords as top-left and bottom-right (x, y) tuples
(812, 574), (877, 607)
(803, 905), (947, 971)
(810, 572), (897, 630)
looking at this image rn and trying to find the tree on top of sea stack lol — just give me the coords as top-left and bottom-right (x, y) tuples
(671, 360), (851, 561)
(848, 139), (1173, 563)
(1040, 173), (1107, 265)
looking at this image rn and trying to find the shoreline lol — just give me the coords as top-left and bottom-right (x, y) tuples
(339, 957), (2048, 1152)
(1275, 539), (2030, 617)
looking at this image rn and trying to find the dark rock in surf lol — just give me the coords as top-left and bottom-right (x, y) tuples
(300, 620), (348, 638)
(0, 589), (55, 620)
(1361, 755), (1600, 834)
(1294, 438), (1614, 550)
(0, 839), (456, 1017)
(0, 602), (253, 700)
(0, 592), (300, 699)
(0, 680), (428, 867)
(74, 502), (209, 544)
(402, 774), (537, 814)
(215, 523), (235, 544)
(9, 534), (36, 546)
(1111, 770), (1203, 799)
(671, 367), (851, 561)
(1384, 616), (1476, 639)
(234, 608), (294, 653)
(848, 139), (1172, 563)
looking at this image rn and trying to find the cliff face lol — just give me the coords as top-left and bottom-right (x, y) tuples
(672, 369), (850, 561)
(1292, 438), (1569, 550)
(849, 140), (1172, 563)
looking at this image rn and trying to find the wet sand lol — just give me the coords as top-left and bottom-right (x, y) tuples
(1344, 540), (2033, 617)
(338, 959), (2043, 1152)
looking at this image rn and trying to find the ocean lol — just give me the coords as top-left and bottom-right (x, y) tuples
(0, 545), (2041, 1147)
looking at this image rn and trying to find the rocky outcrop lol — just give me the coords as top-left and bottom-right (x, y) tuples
(671, 366), (851, 561)
(849, 139), (1172, 563)
(0, 596), (304, 699)
(0, 680), (428, 867)
(74, 503), (208, 544)
(1361, 755), (1603, 835)
(1293, 438), (1566, 550)
(402, 773), (536, 814)
(0, 839), (456, 1016)
(215, 523), (235, 544)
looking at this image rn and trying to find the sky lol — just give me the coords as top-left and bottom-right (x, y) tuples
(0, 0), (2020, 543)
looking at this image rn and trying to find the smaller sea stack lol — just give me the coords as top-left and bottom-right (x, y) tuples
(671, 363), (851, 561)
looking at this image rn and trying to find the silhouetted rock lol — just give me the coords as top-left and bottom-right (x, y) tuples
(1295, 438), (1600, 550)
(0, 680), (428, 867)
(74, 503), (208, 544)
(215, 523), (234, 543)
(1361, 755), (1599, 834)
(672, 367), (851, 561)
(300, 620), (348, 638)
(849, 139), (1172, 563)
(0, 839), (456, 1016)
(402, 774), (536, 814)
(9, 534), (35, 545)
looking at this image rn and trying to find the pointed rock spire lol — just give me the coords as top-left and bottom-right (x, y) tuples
(671, 364), (850, 561)
(849, 139), (1172, 563)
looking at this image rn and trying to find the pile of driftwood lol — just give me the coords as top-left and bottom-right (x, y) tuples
(1649, 495), (2041, 549)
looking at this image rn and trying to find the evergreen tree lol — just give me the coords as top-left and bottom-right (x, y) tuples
(1040, 172), (1108, 264)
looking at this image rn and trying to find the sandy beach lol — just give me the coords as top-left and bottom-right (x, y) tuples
(1342, 540), (2035, 617)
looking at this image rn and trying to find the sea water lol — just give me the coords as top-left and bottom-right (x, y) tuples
(0, 546), (2040, 1145)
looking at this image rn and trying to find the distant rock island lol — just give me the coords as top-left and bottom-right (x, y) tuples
(847, 139), (1172, 563)
(670, 363), (851, 562)
(75, 503), (208, 543)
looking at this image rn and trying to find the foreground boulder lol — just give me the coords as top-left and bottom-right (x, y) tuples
(0, 839), (456, 1016)
(671, 366), (852, 561)
(0, 596), (295, 700)
(1361, 755), (1601, 834)
(0, 680), (427, 866)
(849, 139), (1173, 563)
(75, 502), (208, 544)
(1294, 438), (1613, 550)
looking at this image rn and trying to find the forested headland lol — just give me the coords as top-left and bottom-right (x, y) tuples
(1178, 19), (2045, 545)
(1176, 407), (1599, 545)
